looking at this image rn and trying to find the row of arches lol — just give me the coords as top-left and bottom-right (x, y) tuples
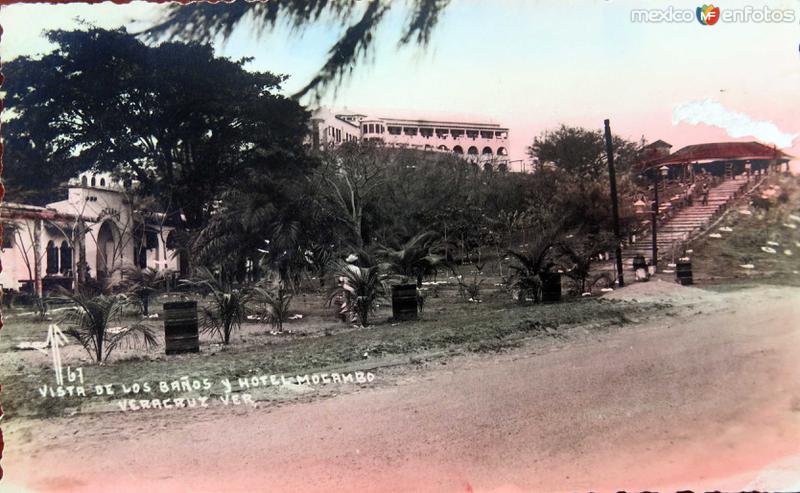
(80, 175), (133, 189)
(45, 240), (73, 275)
(44, 221), (179, 280)
(436, 145), (508, 156)
(44, 223), (117, 278)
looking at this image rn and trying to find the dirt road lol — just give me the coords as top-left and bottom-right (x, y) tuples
(4, 282), (800, 493)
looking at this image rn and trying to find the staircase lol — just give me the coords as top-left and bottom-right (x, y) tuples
(620, 177), (749, 267)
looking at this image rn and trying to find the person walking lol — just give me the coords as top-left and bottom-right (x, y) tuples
(687, 182), (696, 206)
(701, 182), (710, 206)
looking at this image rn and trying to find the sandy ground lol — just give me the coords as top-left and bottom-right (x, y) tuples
(2, 280), (800, 493)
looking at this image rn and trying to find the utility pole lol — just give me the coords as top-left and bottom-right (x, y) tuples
(651, 168), (659, 269)
(603, 119), (624, 287)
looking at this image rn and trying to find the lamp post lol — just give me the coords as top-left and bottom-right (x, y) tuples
(650, 165), (670, 270)
(603, 119), (624, 287)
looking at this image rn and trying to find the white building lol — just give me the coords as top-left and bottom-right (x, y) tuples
(0, 171), (180, 296)
(310, 108), (511, 169)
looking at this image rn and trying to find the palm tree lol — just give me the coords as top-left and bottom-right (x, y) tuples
(328, 259), (386, 327)
(507, 235), (560, 303)
(182, 267), (251, 345)
(252, 280), (293, 332)
(377, 231), (447, 287)
(122, 267), (168, 316)
(561, 233), (615, 295)
(259, 221), (307, 292)
(60, 293), (158, 364)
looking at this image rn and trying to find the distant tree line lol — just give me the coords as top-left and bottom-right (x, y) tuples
(3, 28), (644, 288)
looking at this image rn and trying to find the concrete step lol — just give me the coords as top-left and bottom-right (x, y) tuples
(619, 178), (750, 265)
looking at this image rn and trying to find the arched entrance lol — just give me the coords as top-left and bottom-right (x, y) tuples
(167, 230), (188, 278)
(96, 221), (119, 280)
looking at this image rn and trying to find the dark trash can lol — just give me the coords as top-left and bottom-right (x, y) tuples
(632, 255), (648, 272)
(392, 284), (418, 321)
(633, 255), (650, 282)
(676, 259), (693, 286)
(164, 301), (200, 354)
(540, 272), (561, 303)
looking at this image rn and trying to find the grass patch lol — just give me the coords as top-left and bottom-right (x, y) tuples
(2, 294), (666, 419)
(690, 175), (800, 286)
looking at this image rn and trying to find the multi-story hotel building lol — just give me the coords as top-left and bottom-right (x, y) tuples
(310, 108), (510, 168)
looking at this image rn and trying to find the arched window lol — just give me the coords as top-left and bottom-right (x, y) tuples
(437, 145), (448, 151)
(81, 176), (88, 186)
(467, 146), (479, 155)
(483, 162), (493, 173)
(60, 241), (73, 275)
(90, 176), (96, 187)
(46, 240), (59, 275)
(482, 147), (493, 155)
(452, 145), (464, 155)
(497, 147), (508, 156)
(100, 178), (106, 187)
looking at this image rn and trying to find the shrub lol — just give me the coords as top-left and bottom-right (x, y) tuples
(561, 233), (615, 295)
(456, 274), (484, 302)
(183, 267), (251, 345)
(59, 292), (157, 363)
(121, 267), (168, 316)
(377, 231), (447, 287)
(253, 281), (293, 332)
(507, 237), (559, 303)
(328, 260), (386, 327)
(752, 196), (771, 210)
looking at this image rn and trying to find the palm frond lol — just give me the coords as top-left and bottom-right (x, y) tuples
(145, 0), (449, 98)
(58, 292), (158, 363)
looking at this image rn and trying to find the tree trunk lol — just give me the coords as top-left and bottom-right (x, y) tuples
(33, 219), (43, 298)
(142, 291), (150, 316)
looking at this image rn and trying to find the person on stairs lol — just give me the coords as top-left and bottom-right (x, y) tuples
(701, 182), (710, 206)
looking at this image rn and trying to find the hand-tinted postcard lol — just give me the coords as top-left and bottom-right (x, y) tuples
(0, 1), (798, 492)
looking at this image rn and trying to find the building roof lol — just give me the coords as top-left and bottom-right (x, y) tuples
(369, 117), (508, 132)
(637, 141), (792, 171)
(0, 202), (78, 222)
(642, 139), (672, 149)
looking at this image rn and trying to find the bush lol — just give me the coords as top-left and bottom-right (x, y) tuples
(253, 282), (293, 332)
(507, 237), (559, 303)
(752, 196), (771, 210)
(328, 259), (386, 327)
(456, 274), (484, 302)
(121, 267), (168, 316)
(59, 292), (157, 363)
(377, 231), (447, 287)
(182, 267), (251, 345)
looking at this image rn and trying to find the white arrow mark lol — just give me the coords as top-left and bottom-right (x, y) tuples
(41, 324), (69, 386)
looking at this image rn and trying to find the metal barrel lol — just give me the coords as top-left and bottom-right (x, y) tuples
(391, 284), (418, 321)
(163, 300), (200, 354)
(541, 272), (562, 303)
(675, 260), (693, 286)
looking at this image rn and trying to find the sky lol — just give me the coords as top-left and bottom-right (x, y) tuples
(1, 0), (799, 171)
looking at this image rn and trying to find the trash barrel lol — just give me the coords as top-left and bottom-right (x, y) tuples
(540, 272), (562, 303)
(676, 259), (693, 286)
(164, 301), (200, 354)
(391, 284), (418, 321)
(632, 255), (649, 282)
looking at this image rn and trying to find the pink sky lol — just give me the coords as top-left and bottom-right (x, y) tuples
(1, 0), (798, 170)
